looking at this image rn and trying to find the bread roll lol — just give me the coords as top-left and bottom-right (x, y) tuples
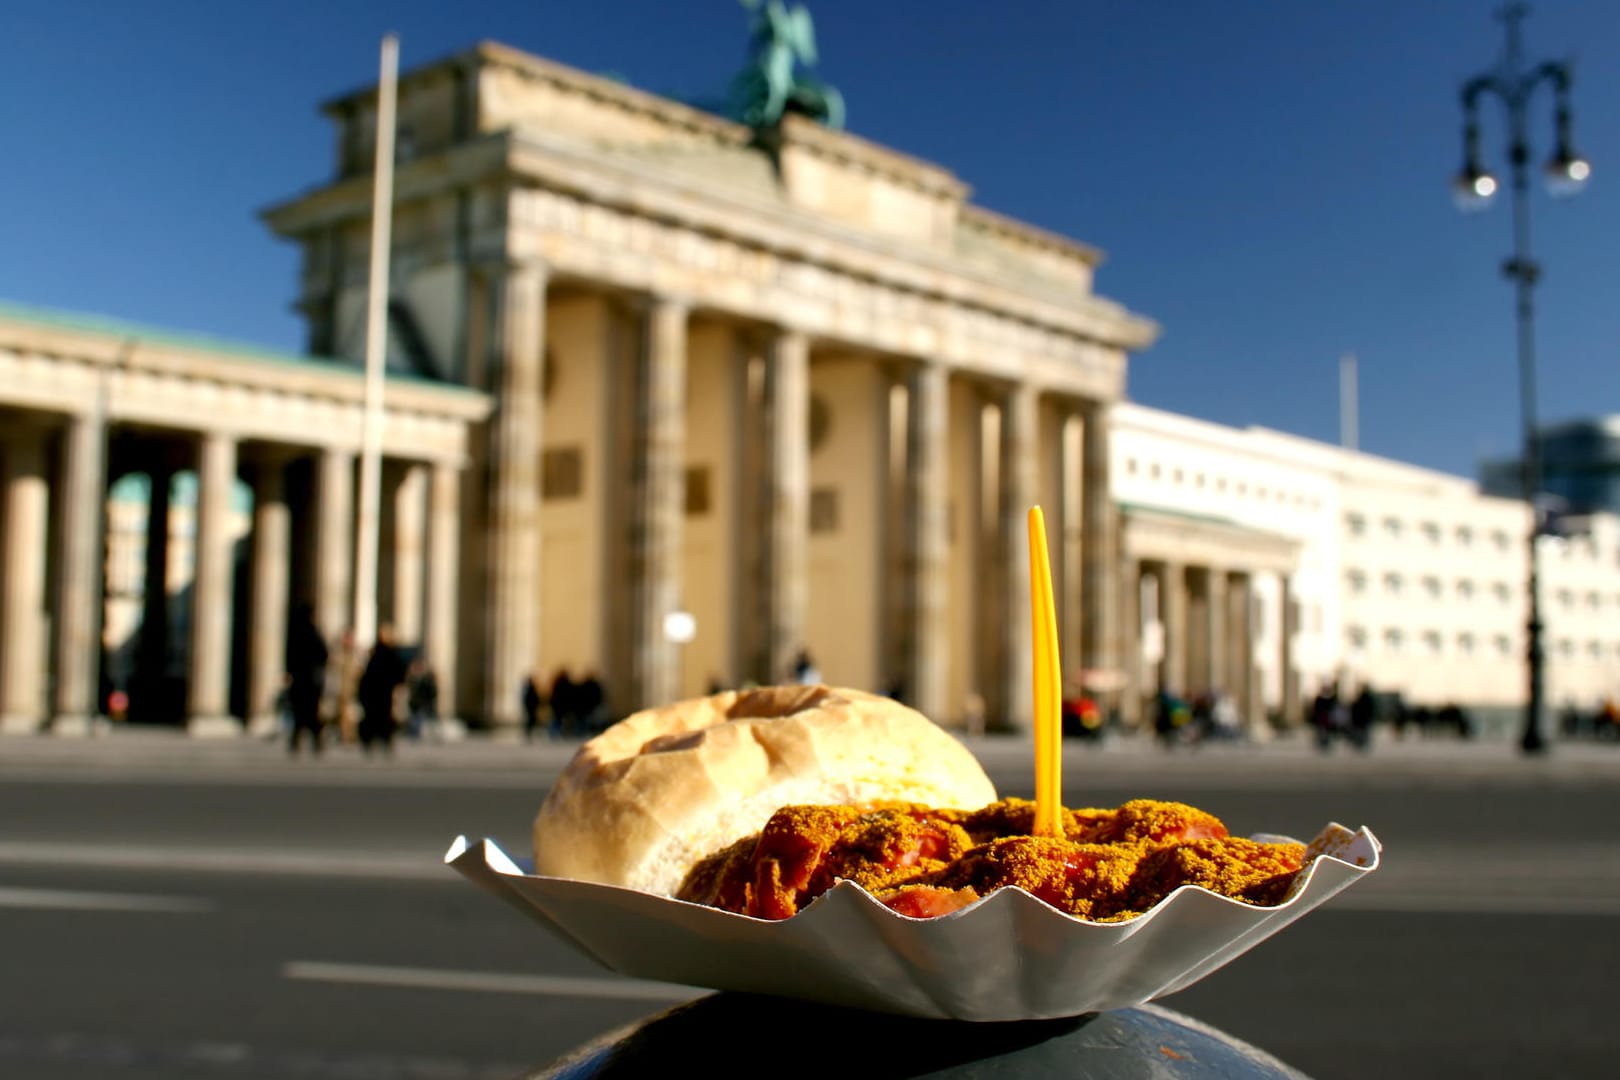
(533, 685), (997, 896)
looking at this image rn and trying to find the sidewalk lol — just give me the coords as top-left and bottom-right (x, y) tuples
(4, 721), (1618, 787)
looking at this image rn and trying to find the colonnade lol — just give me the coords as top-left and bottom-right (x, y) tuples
(0, 413), (466, 735)
(477, 263), (1121, 731)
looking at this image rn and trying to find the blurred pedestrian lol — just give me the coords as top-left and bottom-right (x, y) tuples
(523, 672), (545, 741)
(357, 624), (407, 755)
(406, 656), (440, 740)
(576, 670), (609, 734)
(1350, 685), (1376, 751)
(1310, 680), (1344, 752)
(285, 603), (328, 757)
(792, 648), (822, 685)
(547, 668), (576, 738)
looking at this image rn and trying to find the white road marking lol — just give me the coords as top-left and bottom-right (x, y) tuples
(1329, 891), (1620, 916)
(0, 885), (214, 913)
(0, 841), (446, 881)
(283, 961), (708, 1003)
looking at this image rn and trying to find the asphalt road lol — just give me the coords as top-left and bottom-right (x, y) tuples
(1, 741), (1618, 1079)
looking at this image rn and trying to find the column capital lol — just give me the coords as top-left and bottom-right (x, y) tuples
(639, 293), (693, 317)
(472, 255), (550, 280)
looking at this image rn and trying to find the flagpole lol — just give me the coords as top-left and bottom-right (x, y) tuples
(1339, 352), (1358, 452)
(353, 32), (399, 653)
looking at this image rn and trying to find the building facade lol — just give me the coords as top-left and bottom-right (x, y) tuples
(6, 40), (1612, 739)
(1481, 415), (1620, 518)
(0, 303), (489, 735)
(263, 43), (1159, 730)
(1118, 410), (1620, 729)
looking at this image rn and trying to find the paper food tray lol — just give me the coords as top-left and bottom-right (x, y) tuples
(445, 823), (1379, 1022)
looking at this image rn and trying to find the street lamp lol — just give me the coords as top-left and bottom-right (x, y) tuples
(1452, 4), (1591, 755)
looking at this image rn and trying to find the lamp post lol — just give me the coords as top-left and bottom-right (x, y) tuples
(1453, 4), (1591, 755)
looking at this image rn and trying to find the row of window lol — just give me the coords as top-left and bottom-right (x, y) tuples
(1347, 625), (1617, 661)
(1346, 570), (1512, 603)
(1346, 570), (1617, 610)
(1345, 513), (1512, 550)
(1124, 458), (1322, 511)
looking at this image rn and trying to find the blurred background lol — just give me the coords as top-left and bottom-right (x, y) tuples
(1, 1), (1617, 1077)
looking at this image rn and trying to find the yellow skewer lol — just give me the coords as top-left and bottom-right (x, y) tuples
(1028, 506), (1063, 837)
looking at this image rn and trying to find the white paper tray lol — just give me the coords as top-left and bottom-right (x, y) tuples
(445, 823), (1379, 1022)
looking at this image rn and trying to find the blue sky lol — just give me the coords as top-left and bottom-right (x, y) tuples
(4, 1), (1616, 478)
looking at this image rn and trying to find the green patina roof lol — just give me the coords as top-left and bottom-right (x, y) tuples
(1117, 500), (1248, 531)
(0, 298), (479, 397)
(109, 471), (255, 514)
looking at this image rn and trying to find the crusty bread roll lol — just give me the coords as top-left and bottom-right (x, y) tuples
(533, 685), (997, 896)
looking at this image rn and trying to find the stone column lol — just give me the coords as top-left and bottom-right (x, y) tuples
(1, 433), (50, 732)
(1159, 561), (1188, 696)
(315, 447), (354, 644)
(426, 461), (460, 718)
(999, 383), (1037, 732)
(1079, 403), (1120, 707)
(1118, 555), (1142, 729)
(904, 360), (949, 720)
(485, 263), (546, 728)
(1207, 568), (1230, 698)
(1060, 413), (1085, 681)
(1228, 572), (1260, 732)
(246, 453), (291, 734)
(1278, 573), (1300, 727)
(760, 328), (809, 684)
(187, 430), (238, 736)
(632, 297), (689, 708)
(391, 461), (427, 645)
(1186, 569), (1211, 693)
(52, 411), (108, 734)
(134, 462), (174, 724)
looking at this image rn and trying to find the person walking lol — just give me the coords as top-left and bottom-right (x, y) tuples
(575, 670), (609, 734)
(792, 649), (822, 685)
(547, 668), (577, 738)
(522, 673), (545, 741)
(357, 624), (407, 755)
(285, 604), (328, 757)
(406, 656), (440, 741)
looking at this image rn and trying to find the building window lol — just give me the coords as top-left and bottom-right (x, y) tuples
(1456, 579), (1475, 603)
(1383, 627), (1405, 654)
(541, 447), (583, 500)
(1494, 581), (1513, 604)
(1587, 590), (1602, 610)
(1457, 632), (1476, 656)
(1172, 468), (1185, 484)
(1421, 521), (1441, 545)
(1195, 472), (1206, 488)
(1588, 640), (1605, 659)
(684, 466), (712, 516)
(1421, 575), (1442, 599)
(1382, 516), (1403, 540)
(1383, 571), (1403, 596)
(1494, 634), (1512, 657)
(1126, 457), (1138, 475)
(1347, 569), (1367, 593)
(1236, 481), (1248, 495)
(1346, 512), (1366, 537)
(1149, 462), (1161, 480)
(1558, 638), (1576, 660)
(1556, 588), (1575, 609)
(1492, 529), (1511, 551)
(809, 488), (839, 534)
(1215, 476), (1228, 492)
(1346, 625), (1367, 651)
(1422, 630), (1443, 656)
(1455, 525), (1474, 547)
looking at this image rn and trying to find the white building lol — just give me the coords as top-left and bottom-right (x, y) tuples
(1117, 405), (1620, 732)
